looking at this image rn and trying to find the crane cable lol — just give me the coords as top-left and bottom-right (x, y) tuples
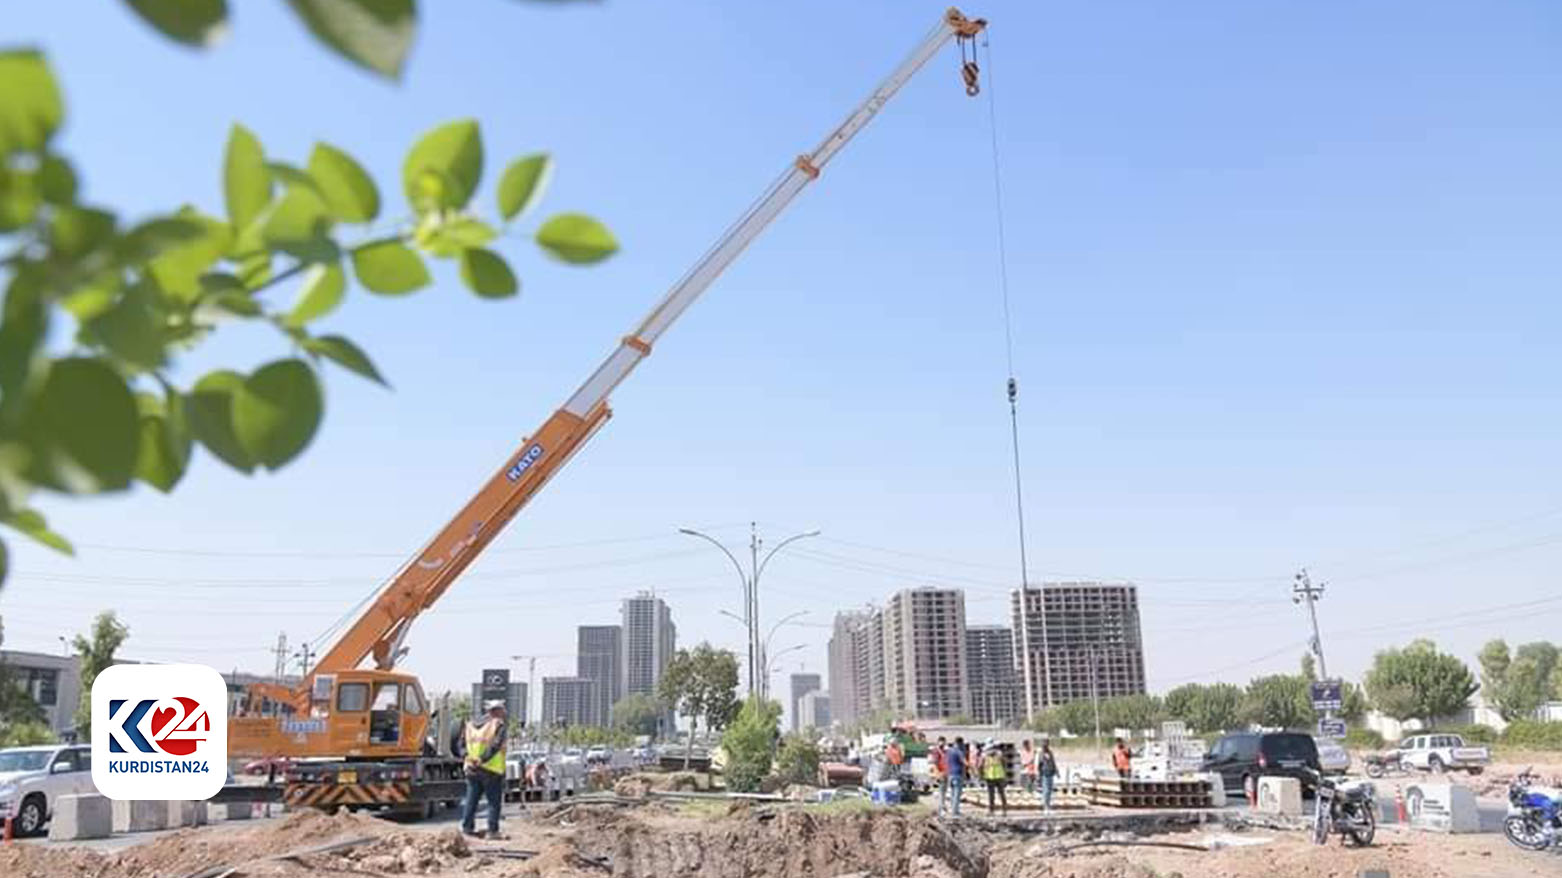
(979, 33), (1049, 718)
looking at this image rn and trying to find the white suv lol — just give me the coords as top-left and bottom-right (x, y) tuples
(0, 744), (96, 836)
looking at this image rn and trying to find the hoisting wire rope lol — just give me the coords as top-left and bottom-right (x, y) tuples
(977, 31), (1049, 719)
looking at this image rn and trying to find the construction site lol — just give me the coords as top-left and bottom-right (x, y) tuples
(3, 0), (1560, 876)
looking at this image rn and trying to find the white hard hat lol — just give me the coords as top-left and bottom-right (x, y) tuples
(484, 699), (506, 711)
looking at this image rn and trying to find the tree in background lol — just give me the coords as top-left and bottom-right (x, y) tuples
(1098, 694), (1165, 732)
(1301, 653), (1318, 681)
(613, 693), (665, 739)
(721, 696), (781, 793)
(659, 643), (739, 768)
(0, 615), (53, 746)
(0, 2), (614, 588)
(775, 732), (821, 786)
(1480, 639), (1560, 721)
(1365, 639), (1477, 726)
(72, 610), (128, 736)
(1242, 674), (1313, 730)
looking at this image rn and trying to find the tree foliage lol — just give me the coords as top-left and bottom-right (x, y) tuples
(775, 732), (821, 786)
(1364, 639), (1477, 725)
(0, 615), (47, 736)
(72, 610), (128, 736)
(1241, 674), (1313, 730)
(613, 693), (665, 739)
(659, 642), (739, 768)
(1164, 682), (1243, 733)
(0, 6), (615, 588)
(1480, 639), (1560, 722)
(721, 696), (780, 793)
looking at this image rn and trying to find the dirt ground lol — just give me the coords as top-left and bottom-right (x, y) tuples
(4, 799), (1559, 878)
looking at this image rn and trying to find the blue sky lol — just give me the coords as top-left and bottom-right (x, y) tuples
(3, 1), (1559, 723)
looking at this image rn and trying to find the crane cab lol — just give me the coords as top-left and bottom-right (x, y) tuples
(230, 670), (430, 761)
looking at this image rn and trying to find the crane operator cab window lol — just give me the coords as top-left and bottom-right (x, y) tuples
(369, 682), (401, 745)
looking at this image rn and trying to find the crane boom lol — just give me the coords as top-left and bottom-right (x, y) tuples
(269, 8), (986, 713)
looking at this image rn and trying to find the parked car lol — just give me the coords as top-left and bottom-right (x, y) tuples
(1314, 738), (1351, 775)
(0, 744), (95, 837)
(1201, 731), (1322, 800)
(1394, 733), (1490, 775)
(585, 746), (610, 765)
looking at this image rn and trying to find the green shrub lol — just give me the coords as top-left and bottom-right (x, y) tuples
(1442, 723), (1499, 744)
(0, 721), (55, 748)
(1500, 720), (1562, 750)
(776, 733), (821, 786)
(1344, 727), (1385, 751)
(720, 697), (781, 793)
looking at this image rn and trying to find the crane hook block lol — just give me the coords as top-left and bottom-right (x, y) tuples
(962, 61), (981, 97)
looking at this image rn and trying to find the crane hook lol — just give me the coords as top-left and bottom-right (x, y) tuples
(957, 33), (982, 96)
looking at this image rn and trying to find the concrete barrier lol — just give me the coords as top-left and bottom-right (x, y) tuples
(1256, 776), (1302, 816)
(165, 800), (207, 827)
(209, 802), (254, 822)
(1195, 773), (1227, 808)
(47, 794), (112, 841)
(1405, 783), (1480, 833)
(113, 799), (169, 833)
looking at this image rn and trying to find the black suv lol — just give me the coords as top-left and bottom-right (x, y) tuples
(1201, 731), (1321, 800)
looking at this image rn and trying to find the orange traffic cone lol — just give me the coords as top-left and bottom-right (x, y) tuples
(1394, 788), (1407, 824)
(4, 816), (13, 845)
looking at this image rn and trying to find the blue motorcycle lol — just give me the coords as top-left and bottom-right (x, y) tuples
(1504, 768), (1561, 852)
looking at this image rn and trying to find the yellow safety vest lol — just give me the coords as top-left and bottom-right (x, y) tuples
(983, 752), (1007, 781)
(464, 718), (505, 775)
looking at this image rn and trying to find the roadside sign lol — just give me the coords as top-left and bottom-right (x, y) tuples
(1310, 679), (1343, 712)
(1318, 717), (1347, 738)
(481, 668), (510, 703)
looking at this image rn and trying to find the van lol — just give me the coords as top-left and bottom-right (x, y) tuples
(1201, 731), (1321, 800)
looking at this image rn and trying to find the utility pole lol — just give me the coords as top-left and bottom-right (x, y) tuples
(1293, 568), (1328, 679)
(271, 632), (289, 684)
(750, 523), (762, 700)
(509, 655), (541, 731)
(293, 643), (316, 678)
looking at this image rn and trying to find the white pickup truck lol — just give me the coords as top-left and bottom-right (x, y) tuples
(0, 744), (96, 836)
(1395, 733), (1491, 775)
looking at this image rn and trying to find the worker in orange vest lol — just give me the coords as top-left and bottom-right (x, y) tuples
(1112, 738), (1133, 780)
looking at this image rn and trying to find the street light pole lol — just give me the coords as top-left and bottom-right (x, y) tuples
(679, 527), (755, 695)
(764, 644), (807, 698)
(759, 611), (809, 699)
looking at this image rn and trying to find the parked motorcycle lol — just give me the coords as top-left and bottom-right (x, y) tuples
(1504, 768), (1561, 852)
(1308, 768), (1377, 846)
(1362, 750), (1407, 779)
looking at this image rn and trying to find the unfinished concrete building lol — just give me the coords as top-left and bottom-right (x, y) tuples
(883, 587), (969, 721)
(540, 676), (594, 728)
(965, 624), (1021, 725)
(788, 672), (821, 733)
(827, 608), (885, 727)
(621, 593), (676, 699)
(577, 625), (622, 728)
(1010, 582), (1146, 711)
(797, 690), (831, 730)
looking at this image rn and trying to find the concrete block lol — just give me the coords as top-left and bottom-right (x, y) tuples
(47, 794), (112, 841)
(1198, 773), (1227, 808)
(1256, 776), (1302, 816)
(212, 802), (255, 821)
(164, 800), (206, 827)
(112, 799), (169, 833)
(1406, 782), (1480, 833)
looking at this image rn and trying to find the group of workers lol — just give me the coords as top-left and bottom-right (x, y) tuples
(922, 736), (1060, 817)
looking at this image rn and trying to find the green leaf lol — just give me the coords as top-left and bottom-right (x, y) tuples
(38, 155), (77, 205)
(0, 50), (64, 153)
(83, 283), (166, 371)
(262, 185), (330, 245)
(458, 248), (519, 299)
(535, 213), (618, 264)
(303, 334), (386, 386)
(133, 389), (191, 492)
(285, 262), (346, 326)
(49, 206), (116, 260)
(23, 357), (140, 493)
(0, 166), (40, 232)
(350, 240), (428, 295)
(414, 214), (496, 258)
(5, 508), (73, 554)
(186, 369), (253, 473)
(285, 0), (416, 80)
(265, 161), (321, 195)
(116, 217), (207, 263)
(147, 211), (230, 303)
(0, 286), (47, 426)
(125, 0), (230, 47)
(60, 272), (122, 322)
(402, 119), (482, 211)
(308, 142), (379, 223)
(203, 291), (262, 317)
(497, 154), (551, 221)
(223, 123), (270, 231)
(232, 359), (323, 470)
(0, 537), (7, 590)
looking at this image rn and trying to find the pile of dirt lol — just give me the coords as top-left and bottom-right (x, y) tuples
(570, 807), (985, 878)
(0, 810), (386, 878)
(613, 771), (702, 798)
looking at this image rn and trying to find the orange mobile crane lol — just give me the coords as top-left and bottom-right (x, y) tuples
(228, 8), (987, 813)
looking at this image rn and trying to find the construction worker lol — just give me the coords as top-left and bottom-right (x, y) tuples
(1038, 741), (1059, 814)
(1112, 738), (1133, 780)
(944, 736), (967, 817)
(1018, 739), (1038, 795)
(981, 739), (1009, 818)
(930, 737), (948, 816)
(461, 699), (509, 839)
